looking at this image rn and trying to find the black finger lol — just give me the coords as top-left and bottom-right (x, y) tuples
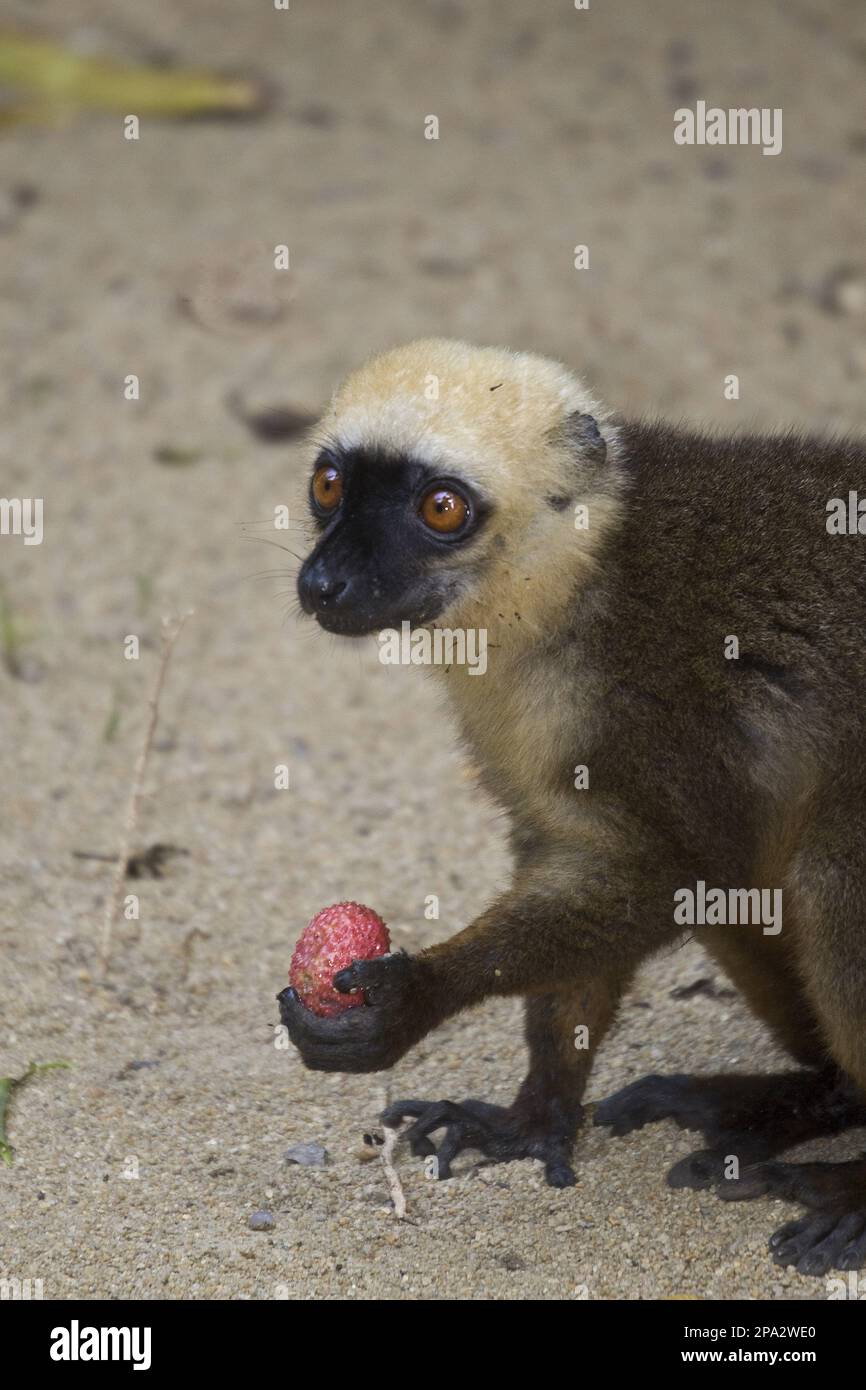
(333, 964), (363, 994)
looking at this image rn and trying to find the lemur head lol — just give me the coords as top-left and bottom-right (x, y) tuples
(297, 339), (621, 639)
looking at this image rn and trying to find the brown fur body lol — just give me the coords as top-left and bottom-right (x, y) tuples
(280, 341), (866, 1275)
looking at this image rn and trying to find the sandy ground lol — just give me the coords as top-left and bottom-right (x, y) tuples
(2, 0), (866, 1300)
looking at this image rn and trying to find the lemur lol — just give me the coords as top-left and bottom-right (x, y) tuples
(278, 338), (866, 1277)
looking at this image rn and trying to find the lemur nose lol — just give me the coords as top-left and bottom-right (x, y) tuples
(298, 562), (348, 613)
(316, 576), (347, 605)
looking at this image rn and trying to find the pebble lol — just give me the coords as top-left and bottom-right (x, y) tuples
(248, 1210), (275, 1232)
(820, 265), (866, 317)
(283, 1143), (329, 1168)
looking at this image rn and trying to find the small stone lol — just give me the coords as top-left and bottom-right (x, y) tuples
(501, 1252), (526, 1271)
(178, 242), (296, 338)
(819, 265), (866, 317)
(225, 389), (317, 442)
(248, 1210), (274, 1232)
(283, 1142), (329, 1168)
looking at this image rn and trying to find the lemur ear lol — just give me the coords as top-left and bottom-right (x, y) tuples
(543, 411), (608, 511)
(556, 410), (607, 465)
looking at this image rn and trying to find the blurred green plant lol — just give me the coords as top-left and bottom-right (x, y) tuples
(0, 579), (27, 678)
(102, 683), (123, 743)
(0, 31), (266, 126)
(0, 1061), (70, 1165)
(135, 573), (154, 618)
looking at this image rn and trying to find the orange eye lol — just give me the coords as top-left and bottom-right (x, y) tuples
(420, 487), (469, 534)
(312, 465), (343, 512)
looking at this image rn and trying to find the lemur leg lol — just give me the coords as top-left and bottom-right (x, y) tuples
(720, 781), (866, 1275)
(596, 1067), (866, 1190)
(595, 927), (866, 1195)
(385, 974), (626, 1187)
(700, 922), (827, 1069)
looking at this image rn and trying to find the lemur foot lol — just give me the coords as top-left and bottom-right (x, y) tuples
(767, 1210), (866, 1275)
(598, 1074), (866, 1274)
(717, 1160), (866, 1275)
(382, 1097), (579, 1188)
(595, 1069), (866, 1192)
(594, 1074), (708, 1138)
(594, 1074), (773, 1185)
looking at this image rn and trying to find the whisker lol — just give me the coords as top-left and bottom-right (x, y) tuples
(242, 535), (305, 562)
(236, 518), (308, 531)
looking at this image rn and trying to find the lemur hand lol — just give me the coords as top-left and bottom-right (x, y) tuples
(277, 951), (434, 1073)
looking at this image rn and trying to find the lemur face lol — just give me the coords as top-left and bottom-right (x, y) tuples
(297, 338), (616, 639)
(297, 444), (491, 635)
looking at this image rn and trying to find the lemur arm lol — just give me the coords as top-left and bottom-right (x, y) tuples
(278, 849), (666, 1074)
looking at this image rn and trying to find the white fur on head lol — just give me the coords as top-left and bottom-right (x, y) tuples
(316, 338), (616, 500)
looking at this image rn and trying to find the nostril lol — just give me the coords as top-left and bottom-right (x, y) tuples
(317, 577), (347, 605)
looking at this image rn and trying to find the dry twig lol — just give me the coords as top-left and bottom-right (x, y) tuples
(100, 612), (192, 972)
(380, 1125), (407, 1220)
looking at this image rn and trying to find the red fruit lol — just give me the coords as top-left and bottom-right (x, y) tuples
(289, 902), (390, 1017)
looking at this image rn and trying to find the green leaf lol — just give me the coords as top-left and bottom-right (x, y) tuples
(0, 32), (266, 123)
(0, 1061), (70, 1165)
